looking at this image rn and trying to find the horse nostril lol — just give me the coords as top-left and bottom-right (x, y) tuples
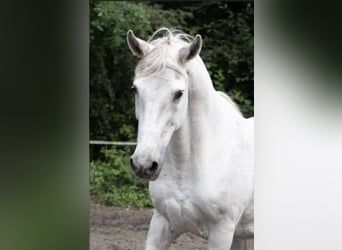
(143, 161), (158, 176)
(130, 157), (139, 173)
(150, 161), (158, 172)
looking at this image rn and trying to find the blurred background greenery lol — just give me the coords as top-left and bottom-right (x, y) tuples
(90, 1), (254, 207)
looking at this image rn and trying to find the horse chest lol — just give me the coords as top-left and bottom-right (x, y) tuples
(150, 179), (213, 238)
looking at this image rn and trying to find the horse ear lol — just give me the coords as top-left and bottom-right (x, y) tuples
(178, 34), (202, 64)
(127, 30), (153, 57)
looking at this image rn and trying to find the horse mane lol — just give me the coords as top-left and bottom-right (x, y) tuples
(217, 91), (242, 114)
(135, 28), (192, 79)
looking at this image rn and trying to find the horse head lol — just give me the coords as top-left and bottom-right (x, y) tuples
(127, 29), (202, 180)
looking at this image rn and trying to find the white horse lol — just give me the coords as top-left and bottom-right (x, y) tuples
(127, 28), (254, 250)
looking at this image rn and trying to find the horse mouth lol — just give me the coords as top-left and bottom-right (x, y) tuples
(148, 174), (159, 181)
(134, 167), (161, 181)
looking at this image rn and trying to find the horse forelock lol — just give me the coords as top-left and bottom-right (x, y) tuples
(134, 28), (192, 79)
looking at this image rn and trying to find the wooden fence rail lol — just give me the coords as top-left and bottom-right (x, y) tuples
(89, 140), (137, 146)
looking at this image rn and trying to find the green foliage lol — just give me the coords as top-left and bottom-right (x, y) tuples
(228, 89), (254, 117)
(186, 2), (254, 117)
(90, 147), (152, 208)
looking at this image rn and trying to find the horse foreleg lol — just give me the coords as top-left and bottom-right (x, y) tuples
(145, 210), (177, 250)
(231, 238), (252, 250)
(208, 220), (235, 250)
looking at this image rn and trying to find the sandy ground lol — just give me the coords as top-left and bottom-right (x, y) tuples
(90, 204), (253, 250)
(91, 204), (208, 250)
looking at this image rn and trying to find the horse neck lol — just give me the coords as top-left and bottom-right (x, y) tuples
(187, 57), (216, 108)
(167, 57), (217, 165)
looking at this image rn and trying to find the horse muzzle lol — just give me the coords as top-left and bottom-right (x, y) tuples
(130, 156), (161, 181)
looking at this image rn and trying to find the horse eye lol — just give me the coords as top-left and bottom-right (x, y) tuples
(174, 90), (183, 101)
(131, 85), (137, 93)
